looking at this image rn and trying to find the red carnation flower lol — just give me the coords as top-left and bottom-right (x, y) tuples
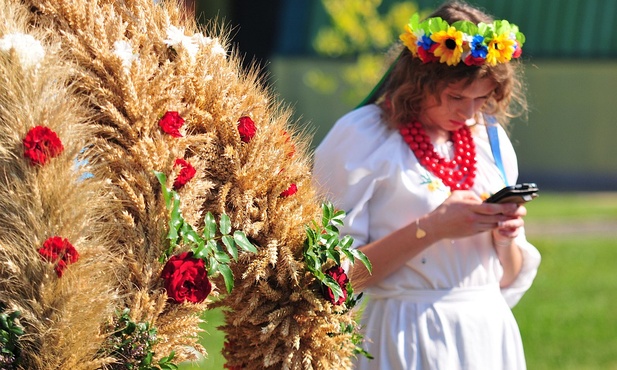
(161, 251), (212, 304)
(323, 266), (349, 305)
(23, 126), (64, 166)
(173, 158), (196, 190)
(237, 116), (256, 143)
(280, 183), (297, 198)
(38, 236), (79, 277)
(158, 111), (185, 137)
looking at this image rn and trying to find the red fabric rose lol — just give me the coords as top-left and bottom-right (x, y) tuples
(158, 111), (185, 137)
(464, 54), (486, 66)
(161, 251), (211, 304)
(237, 116), (256, 143)
(323, 266), (349, 305)
(417, 43), (440, 64)
(279, 183), (297, 198)
(38, 236), (79, 277)
(173, 158), (196, 190)
(23, 126), (64, 166)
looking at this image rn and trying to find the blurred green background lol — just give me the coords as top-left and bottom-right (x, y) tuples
(180, 0), (617, 368)
(197, 0), (617, 191)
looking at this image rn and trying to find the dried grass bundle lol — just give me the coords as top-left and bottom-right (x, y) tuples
(0, 0), (367, 368)
(0, 0), (120, 368)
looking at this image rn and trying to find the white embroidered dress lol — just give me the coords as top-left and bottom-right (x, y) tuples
(313, 105), (541, 370)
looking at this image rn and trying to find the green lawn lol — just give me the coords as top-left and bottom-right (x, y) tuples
(514, 192), (617, 370)
(514, 237), (617, 370)
(181, 192), (617, 369)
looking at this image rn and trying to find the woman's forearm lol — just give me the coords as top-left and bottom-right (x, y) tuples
(494, 239), (523, 288)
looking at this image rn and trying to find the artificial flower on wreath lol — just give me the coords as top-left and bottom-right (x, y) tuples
(158, 111), (185, 137)
(323, 266), (349, 305)
(486, 32), (516, 65)
(173, 158), (196, 190)
(37, 236), (79, 277)
(400, 13), (525, 67)
(237, 116), (256, 143)
(280, 183), (298, 198)
(23, 126), (64, 166)
(161, 251), (212, 304)
(431, 26), (464, 66)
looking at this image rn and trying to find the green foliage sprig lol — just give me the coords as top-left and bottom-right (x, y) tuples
(154, 171), (257, 293)
(303, 202), (371, 303)
(305, 203), (373, 359)
(338, 322), (374, 360)
(0, 309), (23, 369)
(104, 309), (177, 370)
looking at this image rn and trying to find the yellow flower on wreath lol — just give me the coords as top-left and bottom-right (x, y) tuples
(399, 24), (419, 56)
(431, 26), (463, 66)
(486, 33), (516, 65)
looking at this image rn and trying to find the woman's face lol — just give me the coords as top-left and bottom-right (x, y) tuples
(418, 77), (496, 135)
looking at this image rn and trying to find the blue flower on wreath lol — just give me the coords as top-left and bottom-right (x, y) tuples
(469, 35), (488, 58)
(418, 34), (435, 50)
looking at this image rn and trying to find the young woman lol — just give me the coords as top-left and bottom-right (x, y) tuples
(313, 1), (541, 369)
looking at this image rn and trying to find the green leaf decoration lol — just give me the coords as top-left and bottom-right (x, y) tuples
(155, 169), (258, 296)
(303, 201), (372, 307)
(233, 231), (257, 253)
(219, 213), (231, 235)
(218, 264), (234, 293)
(351, 249), (372, 274)
(221, 235), (238, 261)
(323, 274), (345, 302)
(154, 171), (171, 207)
(408, 13), (420, 30)
(102, 309), (177, 370)
(203, 212), (217, 239)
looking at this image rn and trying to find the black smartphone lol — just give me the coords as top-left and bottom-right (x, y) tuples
(485, 183), (539, 204)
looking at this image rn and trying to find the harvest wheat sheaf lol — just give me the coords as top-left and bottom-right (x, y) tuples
(0, 0), (370, 369)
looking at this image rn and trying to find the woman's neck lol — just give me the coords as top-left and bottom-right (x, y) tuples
(423, 125), (450, 144)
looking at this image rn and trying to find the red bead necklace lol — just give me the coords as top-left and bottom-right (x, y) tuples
(399, 121), (477, 190)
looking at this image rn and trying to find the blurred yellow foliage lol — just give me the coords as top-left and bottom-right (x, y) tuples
(309, 0), (427, 105)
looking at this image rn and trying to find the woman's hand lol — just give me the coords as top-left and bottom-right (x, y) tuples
(422, 191), (524, 241)
(492, 203), (527, 242)
(352, 191), (527, 289)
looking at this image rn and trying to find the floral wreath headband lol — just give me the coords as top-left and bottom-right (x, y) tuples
(400, 13), (525, 67)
